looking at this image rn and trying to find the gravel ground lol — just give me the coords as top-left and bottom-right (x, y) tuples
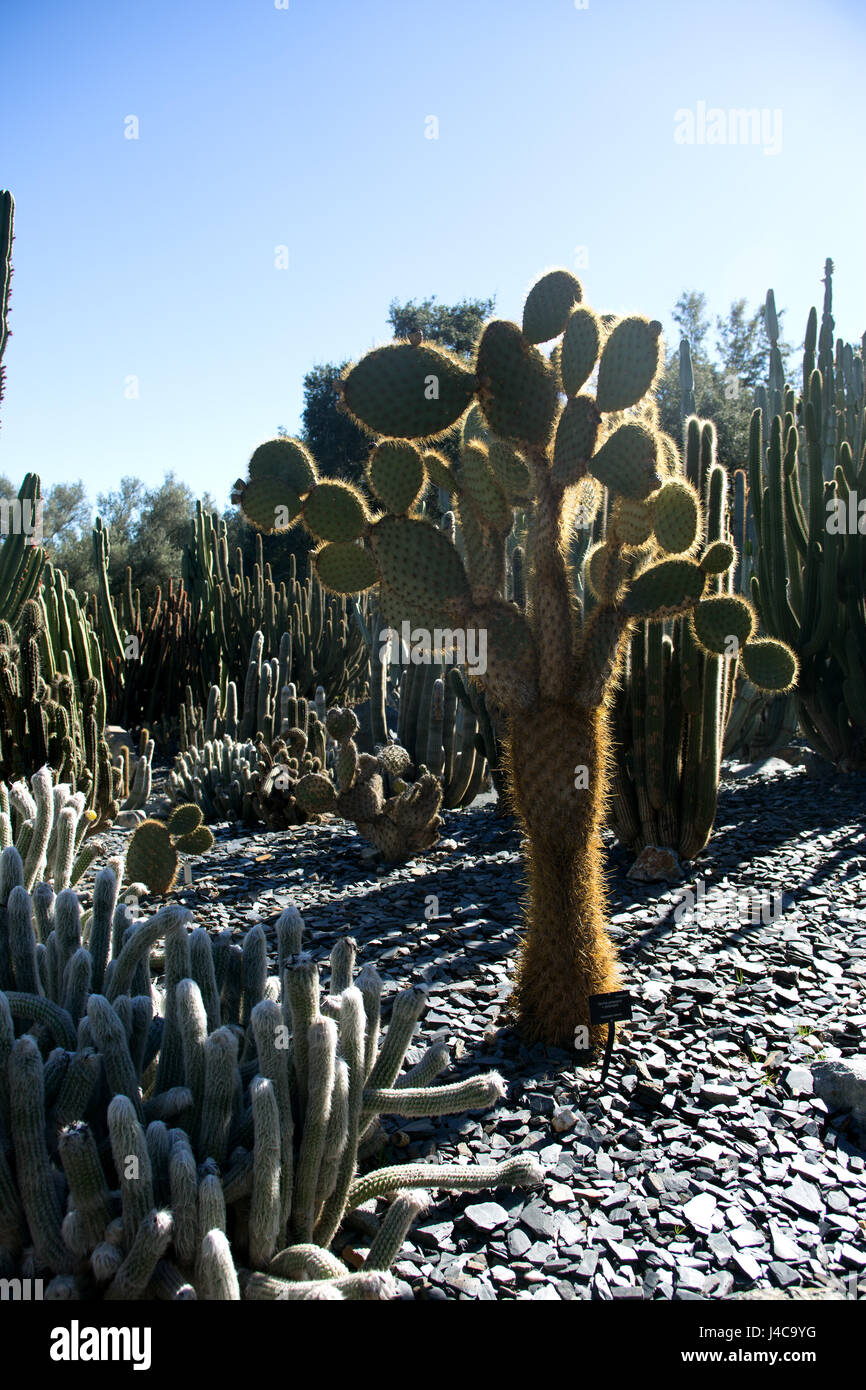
(100, 760), (866, 1300)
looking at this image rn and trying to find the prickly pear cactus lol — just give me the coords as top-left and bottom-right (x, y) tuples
(295, 707), (442, 862)
(125, 804), (215, 894)
(235, 270), (797, 1047)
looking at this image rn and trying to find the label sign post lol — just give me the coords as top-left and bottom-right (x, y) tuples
(588, 990), (632, 1087)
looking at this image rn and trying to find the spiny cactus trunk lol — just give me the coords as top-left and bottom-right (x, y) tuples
(506, 702), (620, 1048)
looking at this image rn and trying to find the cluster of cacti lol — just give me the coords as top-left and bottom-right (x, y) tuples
(395, 659), (487, 810)
(89, 523), (210, 729)
(169, 676), (331, 828)
(0, 875), (541, 1298)
(2, 767), (104, 892)
(233, 270), (798, 1044)
(182, 505), (370, 707)
(116, 729), (155, 817)
(124, 806), (215, 896)
(0, 602), (117, 831)
(606, 415), (762, 858)
(295, 708), (443, 863)
(746, 262), (866, 770)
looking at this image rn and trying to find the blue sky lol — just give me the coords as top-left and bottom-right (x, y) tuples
(1, 0), (863, 512)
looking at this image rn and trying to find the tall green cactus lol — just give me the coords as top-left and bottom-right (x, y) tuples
(608, 417), (744, 859)
(182, 504), (370, 709)
(0, 191), (13, 428)
(750, 261), (866, 769)
(233, 270), (797, 1047)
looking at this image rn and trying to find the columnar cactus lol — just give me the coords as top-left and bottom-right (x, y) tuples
(0, 876), (542, 1298)
(233, 269), (797, 1046)
(749, 262), (866, 770)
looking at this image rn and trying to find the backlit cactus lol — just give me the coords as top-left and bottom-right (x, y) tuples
(236, 269), (798, 1046)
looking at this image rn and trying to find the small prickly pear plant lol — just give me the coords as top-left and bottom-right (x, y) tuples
(124, 804), (215, 895)
(295, 707), (442, 862)
(234, 269), (797, 1048)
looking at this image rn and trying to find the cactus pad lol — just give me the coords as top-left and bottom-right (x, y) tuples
(589, 423), (662, 500)
(421, 450), (458, 494)
(610, 497), (653, 547)
(585, 542), (631, 601)
(560, 306), (601, 397)
(366, 441), (426, 514)
(699, 540), (736, 575)
(314, 541), (380, 595)
(692, 596), (756, 654)
(489, 441), (534, 503)
(167, 804), (203, 838)
(622, 559), (705, 619)
(370, 516), (471, 616)
(461, 403), (490, 447)
(326, 708), (360, 740)
(651, 478), (701, 554)
(341, 343), (475, 440)
(475, 321), (558, 446)
(553, 396), (602, 487)
(248, 437), (317, 494)
(521, 269), (583, 344)
(595, 316), (663, 413)
(460, 443), (512, 530)
(741, 638), (799, 692)
(303, 481), (368, 542)
(240, 477), (302, 533)
(295, 773), (339, 814)
(124, 820), (179, 895)
(174, 826), (215, 854)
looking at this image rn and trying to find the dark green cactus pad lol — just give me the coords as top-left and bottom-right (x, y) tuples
(240, 477), (302, 533)
(522, 269), (583, 344)
(475, 321), (558, 446)
(462, 403), (490, 447)
(560, 306), (601, 397)
(622, 558), (705, 619)
(125, 819), (179, 895)
(342, 344), (475, 440)
(167, 803), (203, 837)
(248, 438), (317, 493)
(314, 541), (380, 595)
(595, 316), (663, 413)
(174, 825), (215, 854)
(303, 481), (368, 542)
(553, 396), (602, 487)
(489, 441), (534, 503)
(692, 595), (755, 654)
(699, 539), (736, 575)
(295, 773), (339, 814)
(651, 478), (700, 554)
(366, 440), (426, 514)
(741, 638), (799, 692)
(422, 450), (459, 493)
(610, 497), (653, 547)
(327, 707), (360, 740)
(585, 542), (632, 602)
(460, 442), (513, 530)
(589, 422), (662, 500)
(370, 516), (471, 616)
